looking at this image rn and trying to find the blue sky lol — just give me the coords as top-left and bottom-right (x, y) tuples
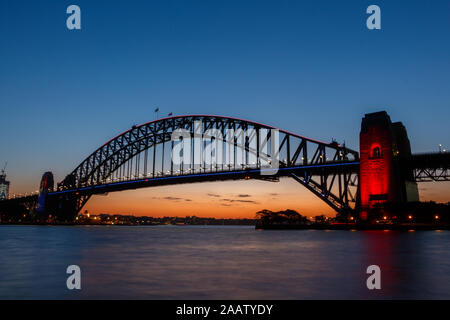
(1, 0), (449, 194)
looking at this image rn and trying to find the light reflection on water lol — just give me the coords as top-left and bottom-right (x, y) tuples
(1, 225), (449, 299)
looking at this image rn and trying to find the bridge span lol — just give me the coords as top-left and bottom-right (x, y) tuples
(0, 112), (449, 222)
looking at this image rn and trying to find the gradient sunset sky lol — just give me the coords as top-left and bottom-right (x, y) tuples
(1, 0), (449, 218)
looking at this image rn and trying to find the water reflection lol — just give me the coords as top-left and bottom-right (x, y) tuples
(1, 226), (449, 299)
(359, 230), (450, 299)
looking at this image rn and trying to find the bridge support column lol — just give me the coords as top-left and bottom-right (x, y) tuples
(36, 172), (54, 218)
(359, 111), (419, 220)
(53, 194), (80, 221)
(38, 172), (87, 222)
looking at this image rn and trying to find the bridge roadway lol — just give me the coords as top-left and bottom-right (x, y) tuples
(410, 152), (450, 181)
(1, 152), (448, 205)
(33, 152), (450, 198)
(49, 160), (361, 197)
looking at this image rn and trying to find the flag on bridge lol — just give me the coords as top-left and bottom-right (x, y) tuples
(154, 107), (159, 113)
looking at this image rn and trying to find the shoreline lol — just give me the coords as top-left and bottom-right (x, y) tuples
(255, 223), (450, 231)
(1, 222), (449, 231)
(0, 222), (253, 227)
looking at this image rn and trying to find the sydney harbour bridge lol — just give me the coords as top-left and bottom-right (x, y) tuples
(1, 111), (449, 221)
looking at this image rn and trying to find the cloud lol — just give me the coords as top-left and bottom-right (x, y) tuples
(152, 196), (192, 202)
(207, 193), (221, 198)
(163, 196), (182, 201)
(221, 198), (258, 204)
(237, 194), (251, 198)
(237, 200), (258, 204)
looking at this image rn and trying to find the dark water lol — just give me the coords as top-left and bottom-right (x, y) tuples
(1, 225), (450, 299)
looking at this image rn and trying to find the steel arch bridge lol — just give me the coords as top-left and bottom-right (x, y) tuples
(44, 115), (360, 220)
(4, 112), (450, 223)
(1, 115), (361, 221)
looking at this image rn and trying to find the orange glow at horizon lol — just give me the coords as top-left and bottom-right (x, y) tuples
(83, 178), (336, 219)
(83, 180), (450, 218)
(10, 177), (450, 219)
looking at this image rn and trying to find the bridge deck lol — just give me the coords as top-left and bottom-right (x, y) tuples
(410, 153), (450, 181)
(49, 161), (360, 197)
(410, 152), (450, 169)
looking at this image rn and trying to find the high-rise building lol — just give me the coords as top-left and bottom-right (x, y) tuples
(0, 169), (10, 200)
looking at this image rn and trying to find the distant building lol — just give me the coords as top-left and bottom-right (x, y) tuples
(0, 169), (10, 200)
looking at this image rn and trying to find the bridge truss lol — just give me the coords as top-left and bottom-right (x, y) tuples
(410, 153), (450, 182)
(51, 115), (359, 217)
(0, 115), (360, 220)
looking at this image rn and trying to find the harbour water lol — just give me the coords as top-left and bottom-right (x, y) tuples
(1, 225), (449, 299)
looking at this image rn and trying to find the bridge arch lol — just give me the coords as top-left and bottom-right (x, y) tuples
(54, 115), (359, 218)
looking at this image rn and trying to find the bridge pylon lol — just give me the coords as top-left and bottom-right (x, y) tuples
(35, 172), (54, 218)
(359, 111), (419, 220)
(51, 174), (90, 221)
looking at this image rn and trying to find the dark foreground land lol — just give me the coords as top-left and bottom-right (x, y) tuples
(0, 213), (257, 226)
(256, 223), (450, 231)
(255, 204), (450, 231)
